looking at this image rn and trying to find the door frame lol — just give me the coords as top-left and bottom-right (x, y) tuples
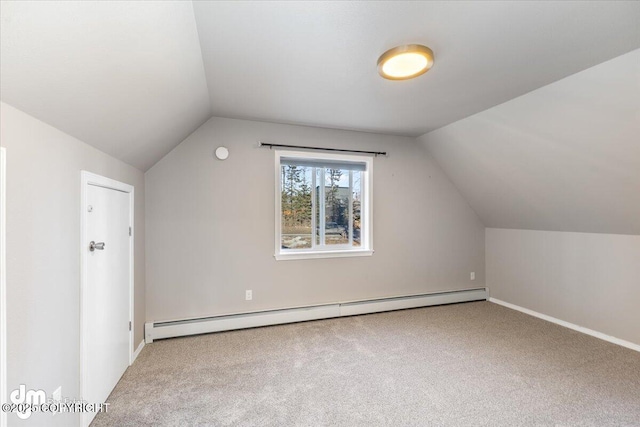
(79, 171), (134, 427)
(1, 147), (7, 427)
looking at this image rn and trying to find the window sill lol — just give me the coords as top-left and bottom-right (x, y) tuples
(275, 249), (374, 261)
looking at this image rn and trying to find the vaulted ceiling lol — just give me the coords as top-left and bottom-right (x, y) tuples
(420, 50), (640, 235)
(0, 0), (211, 171)
(193, 1), (639, 137)
(1, 1), (639, 172)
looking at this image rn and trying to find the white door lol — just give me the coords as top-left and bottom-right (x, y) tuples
(84, 182), (131, 425)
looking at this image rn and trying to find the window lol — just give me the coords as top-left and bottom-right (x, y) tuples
(275, 150), (373, 260)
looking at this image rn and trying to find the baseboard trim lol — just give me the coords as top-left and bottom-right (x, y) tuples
(132, 340), (145, 363)
(145, 288), (487, 343)
(339, 288), (487, 317)
(489, 298), (640, 353)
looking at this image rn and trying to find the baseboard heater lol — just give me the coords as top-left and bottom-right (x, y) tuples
(145, 287), (487, 343)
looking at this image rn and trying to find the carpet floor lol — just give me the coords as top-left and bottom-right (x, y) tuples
(91, 301), (640, 426)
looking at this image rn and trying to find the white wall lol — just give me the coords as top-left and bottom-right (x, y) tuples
(146, 116), (485, 322)
(418, 50), (640, 350)
(487, 228), (640, 347)
(0, 102), (145, 427)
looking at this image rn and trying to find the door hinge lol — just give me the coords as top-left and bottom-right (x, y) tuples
(129, 226), (132, 236)
(129, 321), (132, 331)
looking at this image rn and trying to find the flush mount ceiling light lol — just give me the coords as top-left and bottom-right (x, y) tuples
(377, 44), (434, 80)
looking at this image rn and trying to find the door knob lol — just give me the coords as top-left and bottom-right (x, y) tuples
(89, 241), (105, 251)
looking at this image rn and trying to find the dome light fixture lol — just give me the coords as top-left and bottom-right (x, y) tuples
(377, 44), (434, 80)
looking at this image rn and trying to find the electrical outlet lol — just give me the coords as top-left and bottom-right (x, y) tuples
(245, 290), (252, 301)
(470, 272), (475, 281)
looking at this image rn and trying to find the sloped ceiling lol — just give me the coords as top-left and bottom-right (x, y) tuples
(0, 1), (211, 171)
(419, 50), (640, 235)
(1, 1), (639, 172)
(193, 1), (639, 137)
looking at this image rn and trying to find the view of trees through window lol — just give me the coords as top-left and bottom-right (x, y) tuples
(281, 164), (362, 250)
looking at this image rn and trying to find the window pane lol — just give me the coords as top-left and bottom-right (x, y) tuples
(324, 168), (350, 246)
(352, 171), (362, 247)
(315, 167), (322, 246)
(281, 165), (313, 249)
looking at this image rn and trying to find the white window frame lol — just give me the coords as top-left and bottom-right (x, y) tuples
(274, 149), (374, 261)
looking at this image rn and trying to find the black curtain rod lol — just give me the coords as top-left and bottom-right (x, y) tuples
(258, 141), (387, 156)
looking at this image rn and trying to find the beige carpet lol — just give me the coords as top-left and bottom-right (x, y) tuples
(92, 302), (640, 426)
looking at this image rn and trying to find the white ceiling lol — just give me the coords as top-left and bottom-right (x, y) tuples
(0, 1), (211, 171)
(194, 1), (640, 136)
(1, 1), (639, 171)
